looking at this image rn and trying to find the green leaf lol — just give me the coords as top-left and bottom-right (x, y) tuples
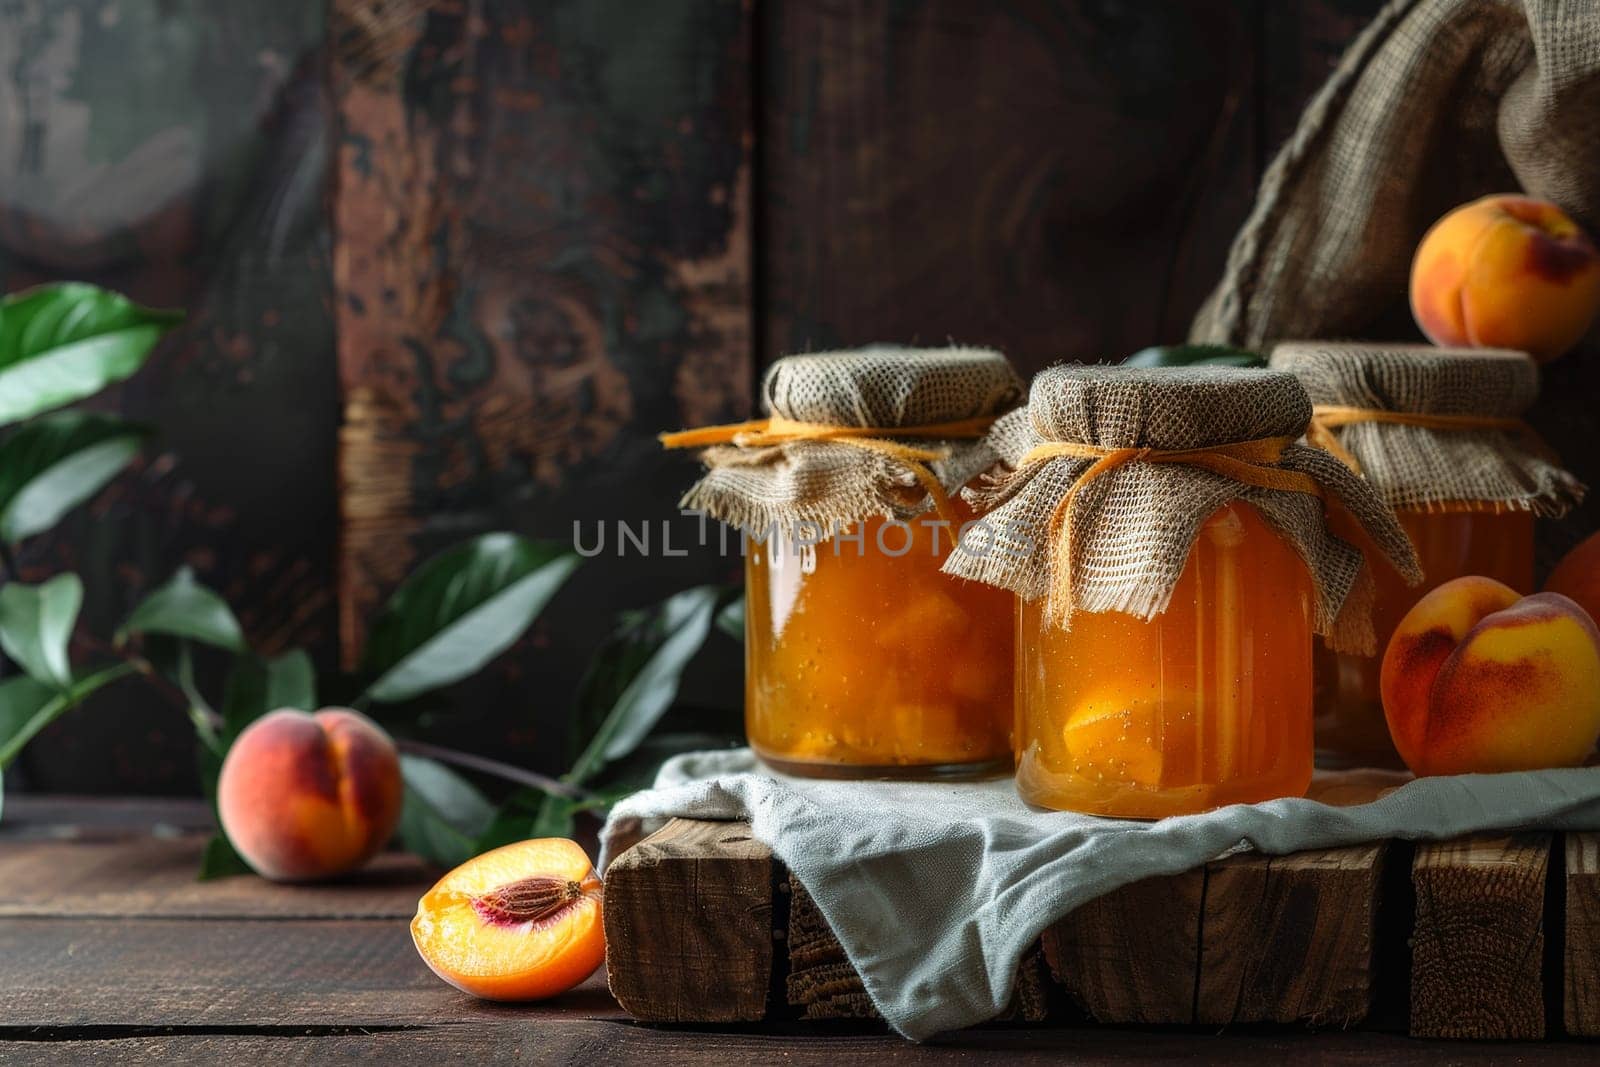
(361, 534), (581, 704)
(222, 649), (315, 730)
(0, 574), (82, 687)
(0, 412), (151, 542)
(0, 662), (135, 766)
(119, 566), (246, 652)
(715, 593), (744, 641)
(144, 637), (221, 754)
(474, 790), (617, 852)
(568, 585), (721, 784)
(0, 674), (60, 766)
(197, 833), (252, 881)
(472, 794), (551, 852)
(590, 731), (738, 796)
(399, 754), (496, 868)
(268, 650), (316, 712)
(0, 283), (182, 426)
(199, 650), (317, 798)
(1123, 343), (1265, 369)
(531, 798), (582, 841)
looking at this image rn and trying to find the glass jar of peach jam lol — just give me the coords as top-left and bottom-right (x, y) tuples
(1014, 501), (1315, 818)
(661, 346), (1026, 779)
(1269, 340), (1580, 769)
(947, 364), (1415, 816)
(1314, 508), (1534, 766)
(745, 504), (1014, 778)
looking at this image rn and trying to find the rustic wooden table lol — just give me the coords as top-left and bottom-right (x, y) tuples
(1, 796), (1594, 1064)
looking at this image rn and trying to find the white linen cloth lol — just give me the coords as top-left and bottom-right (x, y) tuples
(601, 748), (1600, 1040)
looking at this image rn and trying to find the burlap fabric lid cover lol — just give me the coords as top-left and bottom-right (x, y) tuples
(677, 346), (1024, 534)
(947, 365), (1421, 654)
(1270, 342), (1584, 515)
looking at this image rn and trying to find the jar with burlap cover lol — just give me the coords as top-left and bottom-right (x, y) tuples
(1270, 342), (1585, 515)
(947, 364), (1422, 653)
(660, 346), (1024, 534)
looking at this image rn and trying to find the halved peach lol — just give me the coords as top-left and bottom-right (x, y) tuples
(410, 838), (605, 1001)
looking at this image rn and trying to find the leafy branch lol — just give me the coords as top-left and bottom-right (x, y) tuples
(0, 283), (739, 872)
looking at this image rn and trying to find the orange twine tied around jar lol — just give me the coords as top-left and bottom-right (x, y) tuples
(1306, 405), (1547, 476)
(1019, 435), (1323, 613)
(660, 414), (999, 526)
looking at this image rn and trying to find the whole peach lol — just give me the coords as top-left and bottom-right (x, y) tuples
(1546, 530), (1600, 625)
(218, 707), (404, 882)
(1410, 194), (1600, 362)
(1380, 576), (1600, 776)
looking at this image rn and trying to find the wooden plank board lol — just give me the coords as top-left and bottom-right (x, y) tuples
(1566, 832), (1600, 1037)
(3, 800), (1596, 1051)
(3, 1025), (1589, 1067)
(0, 916), (570, 1028)
(1042, 866), (1205, 1024)
(606, 820), (1382, 1029)
(603, 818), (774, 1022)
(760, 0), (1260, 373)
(0, 795), (215, 837)
(0, 836), (428, 919)
(329, 0), (754, 776)
(1411, 834), (1550, 1039)
(1196, 843), (1385, 1026)
(1043, 844), (1384, 1026)
(1259, 1), (1389, 162)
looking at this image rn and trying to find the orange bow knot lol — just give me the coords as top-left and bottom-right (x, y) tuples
(1306, 404), (1539, 475)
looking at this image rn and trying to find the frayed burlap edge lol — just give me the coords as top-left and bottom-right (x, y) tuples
(676, 346), (1022, 538)
(1305, 424), (1584, 516)
(949, 411), (1421, 655)
(1271, 342), (1587, 517)
(678, 437), (1002, 537)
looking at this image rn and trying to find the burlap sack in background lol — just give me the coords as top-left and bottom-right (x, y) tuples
(1192, 0), (1600, 349)
(947, 365), (1421, 653)
(1272, 341), (1585, 514)
(671, 347), (1023, 536)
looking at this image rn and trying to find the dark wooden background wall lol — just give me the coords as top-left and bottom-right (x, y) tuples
(0, 0), (1426, 793)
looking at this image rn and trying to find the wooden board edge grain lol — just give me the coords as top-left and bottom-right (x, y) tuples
(1041, 868), (1205, 1024)
(603, 818), (774, 1023)
(1565, 832), (1600, 1037)
(1042, 843), (1384, 1028)
(1411, 833), (1551, 1040)
(1196, 842), (1384, 1027)
(785, 879), (1050, 1023)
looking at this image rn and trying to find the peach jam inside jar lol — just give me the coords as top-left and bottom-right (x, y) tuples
(1014, 502), (1314, 819)
(745, 503), (1014, 779)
